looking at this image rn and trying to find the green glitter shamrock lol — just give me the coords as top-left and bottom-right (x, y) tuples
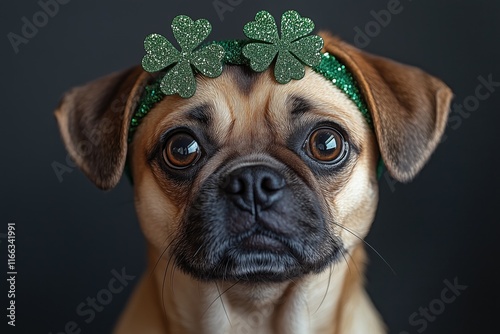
(142, 15), (225, 98)
(242, 10), (324, 84)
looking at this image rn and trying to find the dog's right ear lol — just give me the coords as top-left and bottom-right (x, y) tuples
(320, 33), (453, 182)
(55, 67), (151, 190)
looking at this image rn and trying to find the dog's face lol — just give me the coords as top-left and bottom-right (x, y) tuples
(130, 66), (379, 282)
(55, 34), (452, 283)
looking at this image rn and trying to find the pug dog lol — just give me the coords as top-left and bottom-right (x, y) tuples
(55, 31), (452, 334)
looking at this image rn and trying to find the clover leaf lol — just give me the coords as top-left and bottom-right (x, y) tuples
(242, 10), (324, 84)
(142, 15), (225, 98)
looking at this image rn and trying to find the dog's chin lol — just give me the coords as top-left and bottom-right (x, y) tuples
(173, 235), (342, 283)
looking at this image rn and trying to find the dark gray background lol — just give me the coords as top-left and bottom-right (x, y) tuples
(1, 0), (499, 333)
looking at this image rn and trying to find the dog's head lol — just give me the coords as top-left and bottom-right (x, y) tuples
(55, 34), (452, 282)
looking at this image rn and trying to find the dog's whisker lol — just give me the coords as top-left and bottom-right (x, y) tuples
(150, 234), (177, 277)
(159, 251), (177, 322)
(314, 263), (334, 314)
(161, 257), (171, 321)
(331, 222), (396, 276)
(202, 280), (240, 317)
(323, 203), (355, 278)
(224, 260), (230, 282)
(343, 246), (364, 278)
(192, 244), (204, 258)
(215, 282), (232, 326)
(168, 253), (177, 295)
(339, 248), (353, 276)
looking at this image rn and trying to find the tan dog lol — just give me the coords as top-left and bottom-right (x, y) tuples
(55, 33), (452, 333)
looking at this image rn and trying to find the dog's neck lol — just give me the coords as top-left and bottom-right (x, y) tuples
(157, 269), (340, 334)
(116, 244), (382, 334)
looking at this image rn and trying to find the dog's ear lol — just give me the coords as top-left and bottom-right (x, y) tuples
(55, 66), (151, 190)
(320, 33), (453, 182)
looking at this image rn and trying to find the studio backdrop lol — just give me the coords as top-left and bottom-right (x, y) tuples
(1, 0), (499, 333)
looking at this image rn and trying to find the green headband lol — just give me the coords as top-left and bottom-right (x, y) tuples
(128, 10), (372, 142)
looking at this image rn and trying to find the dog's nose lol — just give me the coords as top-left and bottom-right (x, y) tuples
(221, 166), (286, 213)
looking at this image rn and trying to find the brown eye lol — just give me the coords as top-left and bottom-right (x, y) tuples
(306, 127), (347, 163)
(163, 133), (201, 169)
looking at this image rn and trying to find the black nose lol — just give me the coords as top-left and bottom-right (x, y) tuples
(221, 165), (286, 213)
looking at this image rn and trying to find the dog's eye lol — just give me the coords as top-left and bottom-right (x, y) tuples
(305, 127), (346, 163)
(163, 133), (201, 169)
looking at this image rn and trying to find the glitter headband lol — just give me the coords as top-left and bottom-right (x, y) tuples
(128, 10), (373, 142)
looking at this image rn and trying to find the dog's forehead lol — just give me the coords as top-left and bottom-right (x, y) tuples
(198, 66), (365, 137)
(141, 65), (368, 150)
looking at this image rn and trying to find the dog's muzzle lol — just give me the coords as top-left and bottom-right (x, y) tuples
(173, 160), (343, 282)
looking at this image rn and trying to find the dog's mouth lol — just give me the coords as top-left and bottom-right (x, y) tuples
(173, 221), (342, 282)
(241, 233), (288, 253)
(223, 229), (303, 281)
(234, 233), (342, 282)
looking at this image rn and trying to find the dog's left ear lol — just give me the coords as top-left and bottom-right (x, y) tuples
(321, 33), (453, 182)
(55, 66), (151, 190)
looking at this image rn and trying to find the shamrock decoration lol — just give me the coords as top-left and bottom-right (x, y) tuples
(142, 15), (225, 98)
(242, 10), (324, 84)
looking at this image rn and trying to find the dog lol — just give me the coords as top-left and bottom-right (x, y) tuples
(55, 32), (452, 333)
